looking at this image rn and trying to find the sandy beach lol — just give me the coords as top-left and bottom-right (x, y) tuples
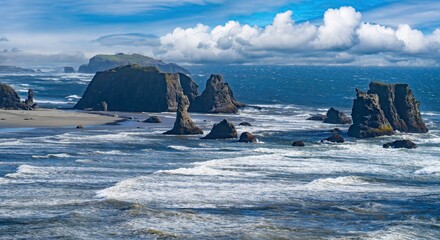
(0, 108), (121, 128)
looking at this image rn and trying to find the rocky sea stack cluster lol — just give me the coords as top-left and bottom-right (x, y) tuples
(348, 82), (427, 138)
(74, 65), (244, 114)
(0, 83), (37, 110)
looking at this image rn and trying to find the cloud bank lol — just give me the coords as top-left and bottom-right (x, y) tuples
(154, 6), (440, 66)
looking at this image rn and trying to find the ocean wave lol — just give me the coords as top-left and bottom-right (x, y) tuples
(65, 94), (81, 99)
(414, 166), (440, 175)
(5, 164), (50, 178)
(307, 176), (369, 187)
(93, 150), (126, 155)
(32, 153), (72, 159)
(166, 145), (193, 151)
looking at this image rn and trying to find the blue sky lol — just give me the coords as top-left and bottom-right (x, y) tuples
(1, 0), (440, 66)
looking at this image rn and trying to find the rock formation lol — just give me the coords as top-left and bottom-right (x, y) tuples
(164, 94), (203, 135)
(239, 122), (252, 127)
(383, 140), (417, 149)
(0, 84), (32, 110)
(323, 107), (352, 124)
(368, 82), (428, 133)
(179, 73), (198, 102)
(292, 141), (305, 147)
(143, 116), (162, 123)
(329, 128), (343, 134)
(24, 89), (34, 106)
(202, 119), (237, 139)
(78, 53), (189, 74)
(307, 114), (327, 121)
(64, 67), (75, 73)
(321, 134), (345, 143)
(348, 82), (427, 138)
(92, 101), (108, 111)
(238, 132), (257, 143)
(74, 65), (198, 112)
(189, 74), (244, 114)
(348, 89), (394, 138)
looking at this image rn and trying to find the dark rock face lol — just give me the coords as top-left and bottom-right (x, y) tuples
(189, 74), (244, 114)
(239, 122), (252, 127)
(307, 114), (327, 121)
(323, 107), (352, 124)
(321, 134), (345, 143)
(383, 140), (417, 149)
(202, 119), (237, 139)
(329, 128), (343, 134)
(0, 84), (29, 110)
(74, 65), (196, 112)
(25, 89), (34, 106)
(368, 82), (428, 133)
(164, 94), (203, 135)
(78, 53), (189, 74)
(348, 89), (394, 138)
(292, 141), (305, 147)
(92, 101), (108, 111)
(179, 73), (198, 102)
(143, 116), (162, 123)
(238, 132), (257, 143)
(64, 67), (75, 73)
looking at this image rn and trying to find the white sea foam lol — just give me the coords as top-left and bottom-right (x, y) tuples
(166, 145), (193, 151)
(32, 153), (72, 159)
(65, 94), (81, 99)
(93, 150), (126, 155)
(414, 166), (440, 175)
(5, 164), (50, 178)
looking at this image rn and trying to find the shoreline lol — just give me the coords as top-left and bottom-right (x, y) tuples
(0, 108), (122, 128)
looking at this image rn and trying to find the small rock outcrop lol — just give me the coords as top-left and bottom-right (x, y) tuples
(292, 141), (305, 147)
(92, 101), (108, 111)
(307, 114), (327, 121)
(64, 67), (75, 73)
(383, 140), (417, 149)
(189, 74), (244, 114)
(143, 116), (162, 123)
(329, 128), (343, 134)
(323, 107), (352, 124)
(164, 94), (203, 135)
(321, 134), (345, 143)
(24, 89), (34, 106)
(348, 89), (394, 138)
(238, 132), (257, 143)
(74, 65), (198, 112)
(239, 122), (252, 127)
(202, 119), (237, 139)
(368, 82), (428, 133)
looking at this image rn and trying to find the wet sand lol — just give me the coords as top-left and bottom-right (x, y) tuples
(0, 109), (121, 128)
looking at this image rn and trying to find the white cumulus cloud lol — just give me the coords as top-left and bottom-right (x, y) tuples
(154, 6), (440, 66)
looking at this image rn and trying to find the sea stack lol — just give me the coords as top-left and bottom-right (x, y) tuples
(323, 107), (352, 124)
(74, 65), (198, 112)
(348, 89), (394, 138)
(164, 94), (203, 135)
(348, 82), (427, 138)
(202, 119), (238, 139)
(368, 82), (428, 133)
(189, 74), (244, 114)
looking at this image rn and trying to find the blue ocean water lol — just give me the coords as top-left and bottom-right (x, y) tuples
(0, 66), (439, 239)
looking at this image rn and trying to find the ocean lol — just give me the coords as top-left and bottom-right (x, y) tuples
(0, 66), (439, 239)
